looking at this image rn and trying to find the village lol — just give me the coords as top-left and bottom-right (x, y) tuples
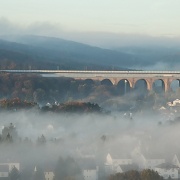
(0, 121), (180, 180)
(1, 143), (180, 180)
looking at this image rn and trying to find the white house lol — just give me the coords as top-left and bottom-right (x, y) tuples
(172, 155), (180, 167)
(77, 158), (98, 180)
(155, 162), (179, 179)
(105, 153), (132, 175)
(116, 164), (139, 173)
(44, 167), (54, 180)
(83, 166), (98, 180)
(0, 165), (9, 179)
(167, 99), (180, 107)
(0, 163), (20, 171)
(76, 148), (95, 159)
(131, 146), (165, 170)
(46, 103), (52, 108)
(131, 147), (146, 169)
(144, 157), (165, 170)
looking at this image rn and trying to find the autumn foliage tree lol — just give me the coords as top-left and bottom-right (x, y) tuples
(141, 169), (163, 180)
(108, 169), (162, 180)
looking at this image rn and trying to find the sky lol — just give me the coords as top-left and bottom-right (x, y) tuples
(0, 0), (180, 48)
(1, 0), (180, 36)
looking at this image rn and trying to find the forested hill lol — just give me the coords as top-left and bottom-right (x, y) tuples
(0, 35), (137, 70)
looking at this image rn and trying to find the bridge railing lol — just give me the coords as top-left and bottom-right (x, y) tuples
(1, 70), (180, 74)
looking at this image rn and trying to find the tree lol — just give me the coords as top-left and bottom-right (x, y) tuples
(32, 166), (45, 180)
(108, 173), (126, 180)
(141, 169), (163, 180)
(2, 123), (18, 141)
(65, 157), (82, 179)
(5, 133), (13, 143)
(37, 134), (46, 146)
(25, 89), (34, 101)
(54, 156), (83, 180)
(24, 80), (34, 89)
(64, 177), (77, 180)
(78, 84), (91, 97)
(9, 166), (20, 180)
(125, 170), (141, 180)
(108, 171), (141, 180)
(168, 175), (172, 180)
(36, 88), (46, 102)
(70, 81), (78, 93)
(54, 156), (66, 180)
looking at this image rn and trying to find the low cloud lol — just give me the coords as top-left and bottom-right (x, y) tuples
(0, 17), (180, 49)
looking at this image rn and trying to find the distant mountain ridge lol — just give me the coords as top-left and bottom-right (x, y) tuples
(0, 35), (137, 70)
(1, 35), (180, 71)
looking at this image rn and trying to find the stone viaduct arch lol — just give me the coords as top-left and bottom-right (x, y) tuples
(74, 77), (180, 93)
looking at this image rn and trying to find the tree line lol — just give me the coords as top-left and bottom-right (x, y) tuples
(0, 98), (107, 114)
(0, 73), (118, 105)
(108, 169), (163, 180)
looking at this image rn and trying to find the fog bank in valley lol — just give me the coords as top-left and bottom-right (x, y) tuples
(1, 109), (180, 166)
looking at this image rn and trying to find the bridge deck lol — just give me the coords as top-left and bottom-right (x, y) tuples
(1, 70), (180, 75)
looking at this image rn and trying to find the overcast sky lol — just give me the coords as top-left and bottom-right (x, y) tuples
(1, 0), (180, 35)
(0, 0), (180, 47)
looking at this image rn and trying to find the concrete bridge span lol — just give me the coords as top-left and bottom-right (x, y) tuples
(1, 70), (180, 92)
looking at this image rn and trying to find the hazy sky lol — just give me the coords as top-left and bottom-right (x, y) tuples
(1, 0), (180, 36)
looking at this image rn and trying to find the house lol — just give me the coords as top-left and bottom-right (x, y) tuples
(76, 148), (95, 159)
(0, 165), (9, 179)
(172, 154), (180, 167)
(159, 106), (166, 111)
(77, 158), (98, 180)
(143, 153), (166, 170)
(83, 166), (99, 180)
(44, 166), (54, 180)
(116, 164), (139, 173)
(46, 103), (52, 108)
(33, 165), (55, 180)
(44, 171), (54, 180)
(167, 99), (180, 107)
(155, 162), (179, 179)
(105, 153), (132, 175)
(0, 163), (20, 171)
(131, 146), (147, 169)
(131, 146), (165, 170)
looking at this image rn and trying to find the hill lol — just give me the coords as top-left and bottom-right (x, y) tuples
(114, 46), (180, 67)
(0, 35), (137, 70)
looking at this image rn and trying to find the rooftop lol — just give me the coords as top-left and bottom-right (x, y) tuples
(155, 162), (178, 169)
(119, 164), (139, 172)
(0, 165), (9, 172)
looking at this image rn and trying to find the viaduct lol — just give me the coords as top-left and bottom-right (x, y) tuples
(1, 70), (180, 92)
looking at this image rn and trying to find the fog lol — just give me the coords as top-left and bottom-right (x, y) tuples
(0, 107), (180, 165)
(1, 17), (180, 49)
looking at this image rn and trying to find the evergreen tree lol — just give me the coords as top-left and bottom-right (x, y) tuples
(54, 157), (66, 180)
(32, 166), (45, 180)
(54, 156), (83, 180)
(2, 123), (18, 141)
(65, 157), (82, 179)
(5, 133), (13, 143)
(9, 166), (20, 180)
(37, 134), (46, 145)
